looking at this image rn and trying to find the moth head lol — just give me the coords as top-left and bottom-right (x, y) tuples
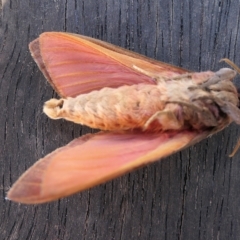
(218, 59), (240, 156)
(218, 59), (240, 114)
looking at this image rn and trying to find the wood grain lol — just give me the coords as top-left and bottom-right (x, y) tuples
(1, 0), (240, 239)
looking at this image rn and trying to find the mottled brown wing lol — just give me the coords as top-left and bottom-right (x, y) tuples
(7, 130), (209, 204)
(29, 32), (189, 97)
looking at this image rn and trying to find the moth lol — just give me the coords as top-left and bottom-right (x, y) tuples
(7, 32), (240, 204)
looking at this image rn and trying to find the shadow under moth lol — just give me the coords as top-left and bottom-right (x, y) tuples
(7, 32), (240, 204)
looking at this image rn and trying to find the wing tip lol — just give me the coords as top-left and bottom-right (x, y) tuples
(29, 34), (67, 98)
(7, 134), (98, 204)
(7, 185), (40, 204)
(6, 153), (54, 204)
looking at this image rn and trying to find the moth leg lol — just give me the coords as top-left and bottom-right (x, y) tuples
(143, 110), (183, 131)
(217, 101), (240, 125)
(168, 100), (218, 127)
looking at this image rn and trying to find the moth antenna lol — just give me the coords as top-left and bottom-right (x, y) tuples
(229, 138), (240, 157)
(220, 58), (240, 75)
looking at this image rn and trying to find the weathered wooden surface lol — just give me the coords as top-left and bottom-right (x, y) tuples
(1, 0), (240, 239)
